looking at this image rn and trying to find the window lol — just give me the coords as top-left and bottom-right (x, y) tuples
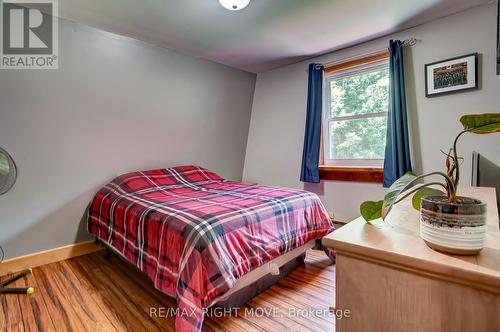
(322, 53), (389, 169)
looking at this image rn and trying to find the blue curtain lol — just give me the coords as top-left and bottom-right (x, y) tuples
(383, 40), (412, 187)
(300, 63), (324, 183)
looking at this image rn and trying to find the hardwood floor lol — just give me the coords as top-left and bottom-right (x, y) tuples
(1, 250), (335, 332)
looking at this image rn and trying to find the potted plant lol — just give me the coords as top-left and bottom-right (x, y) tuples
(360, 113), (500, 255)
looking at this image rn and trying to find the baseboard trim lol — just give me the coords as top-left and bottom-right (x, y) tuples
(0, 240), (104, 276)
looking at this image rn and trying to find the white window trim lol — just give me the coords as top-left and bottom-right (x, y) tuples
(322, 59), (389, 168)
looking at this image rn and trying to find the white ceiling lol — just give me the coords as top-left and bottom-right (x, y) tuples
(56, 0), (489, 73)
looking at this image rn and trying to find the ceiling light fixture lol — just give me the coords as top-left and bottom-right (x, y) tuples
(218, 0), (251, 11)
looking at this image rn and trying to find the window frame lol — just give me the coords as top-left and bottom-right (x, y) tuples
(321, 53), (390, 169)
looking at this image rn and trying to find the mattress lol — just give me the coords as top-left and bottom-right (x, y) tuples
(88, 165), (333, 331)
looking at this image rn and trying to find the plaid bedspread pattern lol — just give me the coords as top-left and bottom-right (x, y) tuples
(88, 166), (333, 331)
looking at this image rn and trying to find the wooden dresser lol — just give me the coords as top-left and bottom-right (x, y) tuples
(322, 187), (500, 332)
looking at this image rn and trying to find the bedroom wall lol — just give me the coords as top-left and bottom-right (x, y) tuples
(243, 3), (500, 222)
(0, 18), (256, 259)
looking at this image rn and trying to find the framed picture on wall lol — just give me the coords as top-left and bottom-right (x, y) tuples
(497, 0), (499, 75)
(424, 53), (478, 97)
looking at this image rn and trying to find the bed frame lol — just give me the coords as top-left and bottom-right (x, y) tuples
(95, 237), (332, 308)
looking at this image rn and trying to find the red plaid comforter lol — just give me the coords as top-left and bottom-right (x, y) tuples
(88, 166), (333, 331)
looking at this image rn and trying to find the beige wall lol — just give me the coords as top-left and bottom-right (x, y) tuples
(0, 18), (256, 259)
(243, 3), (500, 222)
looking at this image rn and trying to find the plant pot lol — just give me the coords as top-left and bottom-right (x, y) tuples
(420, 196), (487, 255)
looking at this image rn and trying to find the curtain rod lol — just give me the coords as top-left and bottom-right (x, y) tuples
(308, 37), (418, 71)
(401, 37), (418, 47)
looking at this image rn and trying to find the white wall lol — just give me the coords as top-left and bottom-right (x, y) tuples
(243, 3), (500, 222)
(0, 18), (256, 259)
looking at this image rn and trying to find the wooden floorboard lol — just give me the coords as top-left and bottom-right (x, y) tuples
(16, 270), (56, 332)
(0, 274), (24, 332)
(1, 250), (336, 331)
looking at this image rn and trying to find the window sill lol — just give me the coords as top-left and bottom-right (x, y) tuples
(319, 166), (383, 183)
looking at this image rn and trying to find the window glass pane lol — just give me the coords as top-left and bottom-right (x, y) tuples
(329, 116), (387, 160)
(329, 68), (389, 118)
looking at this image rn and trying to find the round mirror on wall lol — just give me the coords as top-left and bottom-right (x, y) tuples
(0, 147), (17, 195)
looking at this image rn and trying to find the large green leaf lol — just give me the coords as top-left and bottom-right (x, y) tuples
(467, 123), (500, 134)
(411, 187), (445, 211)
(460, 113), (500, 134)
(0, 152), (9, 176)
(360, 172), (452, 223)
(360, 200), (383, 222)
(381, 172), (417, 220)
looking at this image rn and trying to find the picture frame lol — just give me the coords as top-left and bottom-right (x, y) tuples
(497, 1), (499, 75)
(424, 53), (478, 97)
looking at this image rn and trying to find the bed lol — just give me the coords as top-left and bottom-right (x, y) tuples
(88, 165), (334, 332)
